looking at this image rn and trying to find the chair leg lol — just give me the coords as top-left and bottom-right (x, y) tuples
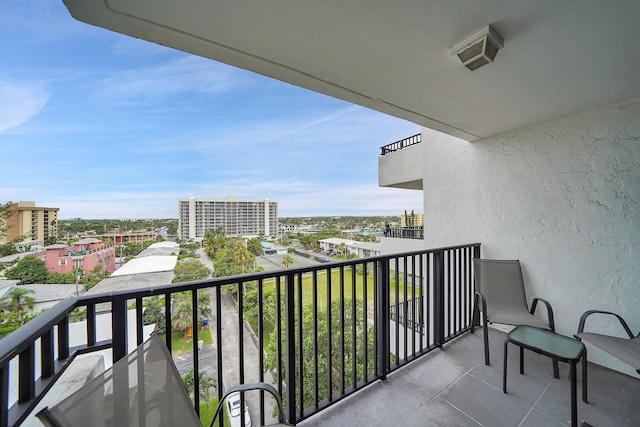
(483, 311), (490, 365)
(471, 304), (478, 333)
(582, 347), (588, 404)
(503, 340), (509, 393)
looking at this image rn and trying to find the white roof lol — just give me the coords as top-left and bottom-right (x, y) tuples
(110, 255), (177, 277)
(0, 251), (40, 263)
(137, 242), (180, 257)
(87, 271), (174, 295)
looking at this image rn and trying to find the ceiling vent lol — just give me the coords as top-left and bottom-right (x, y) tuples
(450, 26), (504, 71)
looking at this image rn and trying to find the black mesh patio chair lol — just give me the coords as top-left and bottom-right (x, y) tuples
(37, 333), (201, 427)
(575, 310), (640, 374)
(472, 259), (558, 376)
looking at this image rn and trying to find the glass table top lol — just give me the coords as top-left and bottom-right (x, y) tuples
(508, 325), (584, 360)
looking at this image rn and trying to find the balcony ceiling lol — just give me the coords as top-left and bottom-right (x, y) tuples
(62, 0), (640, 141)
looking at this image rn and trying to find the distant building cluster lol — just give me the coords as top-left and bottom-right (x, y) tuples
(81, 231), (158, 245)
(1, 201), (59, 249)
(178, 196), (278, 241)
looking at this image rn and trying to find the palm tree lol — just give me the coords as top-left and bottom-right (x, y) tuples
(171, 300), (193, 336)
(1, 287), (36, 312)
(233, 243), (250, 274)
(281, 254), (293, 268)
(171, 291), (212, 337)
(181, 368), (216, 403)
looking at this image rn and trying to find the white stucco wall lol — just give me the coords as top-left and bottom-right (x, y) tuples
(421, 98), (640, 376)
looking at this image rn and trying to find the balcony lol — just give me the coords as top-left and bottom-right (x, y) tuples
(378, 134), (423, 190)
(384, 226), (424, 240)
(1, 243), (638, 426)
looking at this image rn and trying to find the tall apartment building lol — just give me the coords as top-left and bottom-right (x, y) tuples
(178, 196), (278, 240)
(1, 201), (59, 245)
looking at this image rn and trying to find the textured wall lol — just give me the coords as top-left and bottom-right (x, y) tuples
(421, 98), (640, 375)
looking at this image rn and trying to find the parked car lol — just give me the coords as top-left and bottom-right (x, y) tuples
(227, 392), (251, 427)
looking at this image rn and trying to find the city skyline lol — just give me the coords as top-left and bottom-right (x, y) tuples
(0, 1), (423, 219)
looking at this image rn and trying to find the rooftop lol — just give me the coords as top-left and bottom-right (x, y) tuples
(109, 255), (177, 277)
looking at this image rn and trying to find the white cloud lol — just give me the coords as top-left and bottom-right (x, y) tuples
(96, 56), (252, 100)
(0, 80), (50, 133)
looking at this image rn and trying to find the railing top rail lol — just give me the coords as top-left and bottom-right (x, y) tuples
(0, 298), (77, 365)
(380, 133), (422, 155)
(0, 242), (481, 367)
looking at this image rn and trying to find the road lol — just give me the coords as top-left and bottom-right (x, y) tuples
(197, 248), (278, 425)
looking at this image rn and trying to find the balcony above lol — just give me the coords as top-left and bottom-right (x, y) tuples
(378, 134), (423, 190)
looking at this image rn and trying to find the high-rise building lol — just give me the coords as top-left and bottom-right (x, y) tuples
(178, 196), (278, 240)
(1, 201), (59, 245)
(400, 211), (424, 227)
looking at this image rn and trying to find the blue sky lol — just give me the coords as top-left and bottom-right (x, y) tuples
(0, 1), (422, 219)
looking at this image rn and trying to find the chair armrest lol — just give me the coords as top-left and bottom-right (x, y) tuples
(576, 310), (635, 338)
(530, 298), (555, 331)
(210, 382), (290, 427)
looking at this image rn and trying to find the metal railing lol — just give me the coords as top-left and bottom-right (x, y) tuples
(380, 133), (421, 155)
(0, 243), (480, 426)
(384, 226), (424, 239)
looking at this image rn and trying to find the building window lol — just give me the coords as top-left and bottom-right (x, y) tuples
(59, 259), (67, 266)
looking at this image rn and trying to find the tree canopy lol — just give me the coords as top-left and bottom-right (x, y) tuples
(173, 259), (211, 283)
(265, 298), (374, 411)
(4, 257), (48, 284)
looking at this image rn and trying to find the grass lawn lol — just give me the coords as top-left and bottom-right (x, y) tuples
(200, 397), (229, 427)
(164, 327), (212, 355)
(260, 267), (410, 310)
(246, 266), (413, 349)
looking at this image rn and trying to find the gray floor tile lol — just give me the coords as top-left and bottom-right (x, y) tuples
(442, 374), (531, 427)
(399, 398), (481, 427)
(519, 408), (567, 427)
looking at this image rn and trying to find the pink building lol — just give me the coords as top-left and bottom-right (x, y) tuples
(44, 238), (116, 278)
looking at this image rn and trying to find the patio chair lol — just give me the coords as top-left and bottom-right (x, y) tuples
(37, 333), (201, 427)
(575, 310), (640, 374)
(471, 259), (558, 376)
(209, 382), (294, 426)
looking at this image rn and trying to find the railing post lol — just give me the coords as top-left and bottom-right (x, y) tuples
(434, 251), (445, 347)
(0, 364), (7, 427)
(112, 297), (128, 362)
(112, 297), (128, 427)
(472, 245), (481, 328)
(18, 345), (34, 403)
(284, 272), (297, 423)
(376, 258), (390, 380)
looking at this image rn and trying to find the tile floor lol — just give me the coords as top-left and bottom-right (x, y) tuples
(299, 327), (640, 427)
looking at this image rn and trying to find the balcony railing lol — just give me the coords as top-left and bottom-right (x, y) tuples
(384, 226), (424, 239)
(380, 133), (421, 155)
(0, 243), (480, 426)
